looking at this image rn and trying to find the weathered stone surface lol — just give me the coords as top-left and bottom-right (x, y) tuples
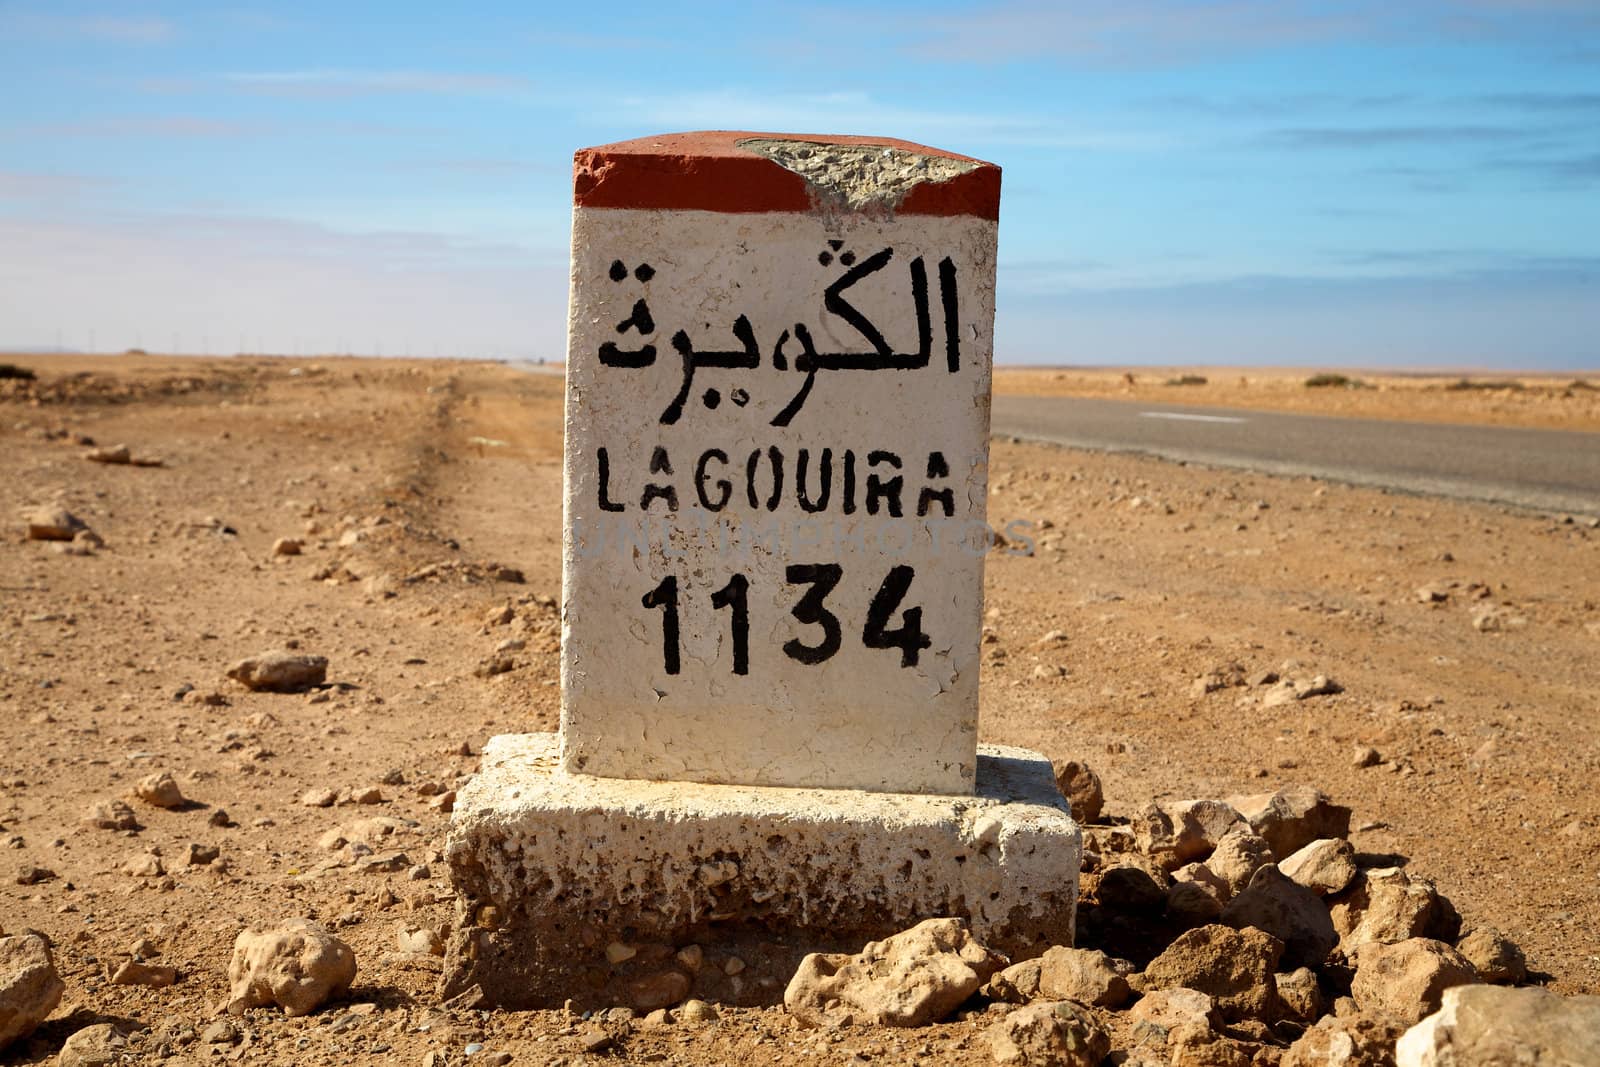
(1454, 927), (1526, 985)
(676, 998), (718, 1024)
(133, 770), (186, 809)
(1352, 938), (1477, 1026)
(0, 933), (64, 1050)
(1127, 986), (1220, 1044)
(785, 918), (1003, 1027)
(1133, 799), (1244, 869)
(985, 957), (1042, 1003)
(226, 651), (328, 693)
(1283, 1013), (1402, 1067)
(1220, 864), (1337, 970)
(80, 798), (139, 831)
(56, 1022), (130, 1067)
(1203, 825), (1275, 896)
(986, 1001), (1109, 1067)
(443, 733), (1079, 1010)
(1166, 879), (1226, 928)
(1142, 924), (1283, 1023)
(23, 505), (86, 542)
(1331, 868), (1460, 955)
(110, 959), (177, 988)
(1033, 946), (1131, 1009)
(226, 919), (356, 1017)
(1396, 984), (1600, 1066)
(562, 132), (999, 795)
(1097, 864), (1167, 913)
(1275, 967), (1326, 1025)
(1279, 838), (1358, 896)
(629, 970), (692, 1013)
(1227, 785), (1351, 860)
(1049, 760), (1103, 823)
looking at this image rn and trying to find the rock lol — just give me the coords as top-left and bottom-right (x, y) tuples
(1097, 865), (1167, 913)
(1471, 605), (1526, 633)
(272, 537), (303, 556)
(1279, 838), (1358, 896)
(676, 998), (718, 1024)
(80, 798), (138, 831)
(1142, 924), (1283, 1023)
(1395, 984), (1600, 1066)
(1034, 946), (1132, 1009)
(1203, 826), (1275, 896)
(0, 932), (64, 1050)
(85, 444), (132, 464)
(1050, 759), (1103, 823)
(120, 852), (165, 878)
(577, 1027), (614, 1054)
(1163, 1025), (1256, 1067)
(184, 842), (219, 866)
(110, 959), (177, 987)
(784, 917), (1004, 1028)
(627, 970), (690, 1012)
(1352, 938), (1478, 1025)
(1166, 879), (1226, 927)
(985, 958), (1042, 1003)
(56, 1022), (129, 1067)
(133, 770), (186, 809)
(1133, 798), (1245, 869)
(200, 1019), (239, 1044)
(1351, 745), (1382, 769)
(300, 789), (337, 808)
(226, 919), (356, 1017)
(1283, 1013), (1402, 1067)
(1455, 926), (1526, 985)
(986, 1001), (1109, 1067)
(24, 505), (86, 542)
(1220, 864), (1337, 969)
(16, 865), (54, 886)
(226, 651), (328, 693)
(1127, 987), (1219, 1045)
(1294, 674), (1343, 699)
(1331, 868), (1460, 954)
(1275, 967), (1326, 1025)
(395, 924), (444, 956)
(1227, 785), (1351, 860)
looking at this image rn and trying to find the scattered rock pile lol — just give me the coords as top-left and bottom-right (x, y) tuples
(756, 771), (1584, 1065)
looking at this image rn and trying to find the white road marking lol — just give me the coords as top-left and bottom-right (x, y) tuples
(1138, 411), (1248, 424)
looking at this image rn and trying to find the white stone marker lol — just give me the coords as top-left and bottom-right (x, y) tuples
(561, 131), (1000, 794)
(442, 134), (1081, 1012)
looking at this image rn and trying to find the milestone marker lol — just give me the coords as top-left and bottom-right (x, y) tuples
(443, 133), (1081, 1010)
(561, 131), (1001, 794)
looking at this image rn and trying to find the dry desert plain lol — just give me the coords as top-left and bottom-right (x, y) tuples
(2, 355), (1599, 1065)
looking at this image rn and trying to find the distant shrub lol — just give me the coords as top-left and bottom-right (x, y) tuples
(123, 348), (148, 356)
(1305, 373), (1369, 389)
(0, 363), (35, 380)
(1165, 374), (1208, 386)
(1568, 379), (1597, 392)
(1445, 378), (1523, 392)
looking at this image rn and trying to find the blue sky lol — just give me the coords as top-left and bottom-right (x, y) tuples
(1, 1), (1596, 367)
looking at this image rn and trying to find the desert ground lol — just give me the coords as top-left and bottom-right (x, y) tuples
(2, 354), (1597, 1064)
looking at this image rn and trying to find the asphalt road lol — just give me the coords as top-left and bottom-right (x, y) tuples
(992, 395), (1600, 517)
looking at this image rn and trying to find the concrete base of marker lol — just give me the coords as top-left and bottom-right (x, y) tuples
(439, 733), (1081, 1010)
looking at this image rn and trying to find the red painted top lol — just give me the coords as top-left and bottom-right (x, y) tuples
(573, 131), (1000, 220)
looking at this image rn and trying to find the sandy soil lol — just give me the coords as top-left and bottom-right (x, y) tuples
(2, 354), (1597, 1065)
(994, 367), (1600, 432)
